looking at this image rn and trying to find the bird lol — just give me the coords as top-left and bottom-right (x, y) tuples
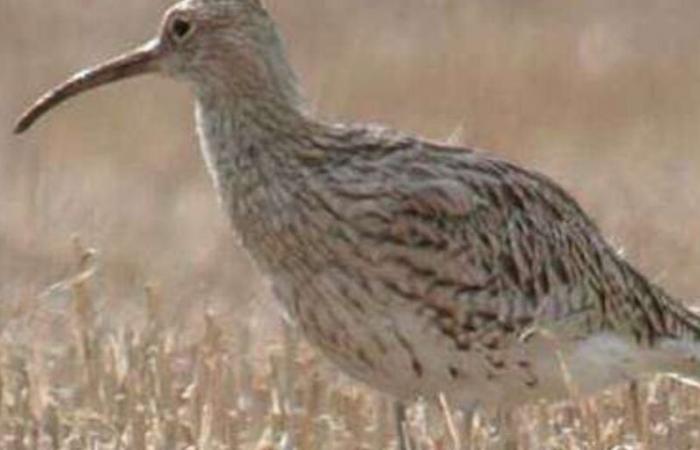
(15, 0), (700, 446)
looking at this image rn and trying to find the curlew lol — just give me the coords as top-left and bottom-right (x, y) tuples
(15, 0), (700, 446)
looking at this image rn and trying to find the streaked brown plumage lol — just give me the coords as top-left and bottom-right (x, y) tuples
(14, 0), (700, 434)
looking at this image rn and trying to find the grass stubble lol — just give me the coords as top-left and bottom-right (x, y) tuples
(0, 238), (698, 450)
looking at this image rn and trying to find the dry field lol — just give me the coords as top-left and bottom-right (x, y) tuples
(2, 0), (700, 448)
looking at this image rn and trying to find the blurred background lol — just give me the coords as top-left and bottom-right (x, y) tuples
(3, 0), (700, 330)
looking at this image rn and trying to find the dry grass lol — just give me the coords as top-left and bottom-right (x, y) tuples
(2, 238), (699, 450)
(3, 0), (700, 448)
(2, 239), (699, 449)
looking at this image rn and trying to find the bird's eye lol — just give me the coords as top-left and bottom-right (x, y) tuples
(171, 17), (194, 41)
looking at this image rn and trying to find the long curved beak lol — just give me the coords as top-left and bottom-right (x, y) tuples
(14, 39), (163, 134)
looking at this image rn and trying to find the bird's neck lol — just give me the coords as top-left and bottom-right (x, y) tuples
(192, 17), (315, 224)
(194, 91), (320, 265)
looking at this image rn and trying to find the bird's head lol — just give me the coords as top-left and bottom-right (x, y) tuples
(15, 0), (300, 134)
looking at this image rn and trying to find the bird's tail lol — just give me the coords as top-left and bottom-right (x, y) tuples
(656, 293), (700, 381)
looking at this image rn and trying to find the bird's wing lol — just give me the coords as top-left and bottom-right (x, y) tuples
(327, 137), (691, 346)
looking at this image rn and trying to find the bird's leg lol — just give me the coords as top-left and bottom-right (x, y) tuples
(461, 407), (477, 449)
(394, 400), (414, 450)
(496, 408), (518, 450)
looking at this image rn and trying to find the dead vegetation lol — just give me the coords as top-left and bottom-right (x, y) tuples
(0, 239), (697, 449)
